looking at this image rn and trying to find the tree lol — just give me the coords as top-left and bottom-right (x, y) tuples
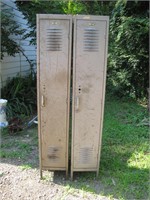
(109, 0), (149, 99)
(16, 0), (149, 99)
(1, 7), (25, 59)
(15, 0), (88, 45)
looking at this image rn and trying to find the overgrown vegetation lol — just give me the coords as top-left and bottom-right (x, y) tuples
(1, 74), (36, 120)
(15, 0), (149, 100)
(1, 4), (25, 59)
(108, 0), (149, 99)
(1, 0), (148, 121)
(1, 97), (149, 199)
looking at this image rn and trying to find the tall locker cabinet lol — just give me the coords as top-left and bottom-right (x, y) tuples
(71, 16), (109, 179)
(37, 15), (72, 177)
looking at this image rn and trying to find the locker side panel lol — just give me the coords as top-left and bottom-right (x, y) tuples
(37, 15), (72, 170)
(72, 16), (109, 172)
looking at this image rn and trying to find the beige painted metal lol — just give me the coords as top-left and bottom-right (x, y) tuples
(37, 14), (72, 178)
(71, 15), (109, 179)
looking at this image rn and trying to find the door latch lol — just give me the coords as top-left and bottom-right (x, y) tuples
(76, 96), (79, 111)
(41, 95), (45, 107)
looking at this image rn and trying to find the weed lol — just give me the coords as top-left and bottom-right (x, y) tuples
(19, 164), (32, 170)
(41, 172), (54, 182)
(0, 150), (20, 158)
(1, 74), (37, 119)
(80, 184), (95, 193)
(0, 172), (4, 177)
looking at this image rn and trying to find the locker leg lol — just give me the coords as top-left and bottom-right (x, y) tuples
(40, 169), (43, 180)
(71, 171), (73, 181)
(66, 169), (68, 179)
(96, 170), (99, 178)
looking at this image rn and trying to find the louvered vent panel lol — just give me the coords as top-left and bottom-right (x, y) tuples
(46, 28), (63, 51)
(79, 147), (93, 164)
(47, 146), (62, 163)
(83, 28), (99, 52)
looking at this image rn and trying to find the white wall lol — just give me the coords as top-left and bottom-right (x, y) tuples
(1, 0), (36, 88)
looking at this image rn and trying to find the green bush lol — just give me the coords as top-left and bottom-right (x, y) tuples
(109, 0), (149, 99)
(1, 73), (37, 119)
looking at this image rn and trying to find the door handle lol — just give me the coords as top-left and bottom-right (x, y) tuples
(76, 96), (79, 111)
(41, 95), (45, 107)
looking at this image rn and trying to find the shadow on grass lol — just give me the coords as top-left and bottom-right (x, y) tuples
(53, 98), (149, 200)
(52, 149), (149, 200)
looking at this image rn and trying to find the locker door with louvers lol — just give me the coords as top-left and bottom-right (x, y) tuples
(71, 16), (109, 178)
(37, 15), (72, 177)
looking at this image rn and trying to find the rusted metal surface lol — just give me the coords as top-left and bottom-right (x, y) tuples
(37, 14), (72, 177)
(71, 15), (109, 179)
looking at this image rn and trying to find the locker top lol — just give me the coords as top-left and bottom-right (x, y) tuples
(73, 15), (109, 21)
(37, 14), (109, 21)
(37, 14), (72, 20)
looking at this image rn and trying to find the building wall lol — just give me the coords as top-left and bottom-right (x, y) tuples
(1, 0), (36, 88)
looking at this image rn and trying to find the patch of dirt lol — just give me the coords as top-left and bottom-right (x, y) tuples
(0, 163), (113, 200)
(0, 128), (116, 200)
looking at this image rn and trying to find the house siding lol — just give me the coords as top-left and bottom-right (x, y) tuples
(1, 0), (36, 88)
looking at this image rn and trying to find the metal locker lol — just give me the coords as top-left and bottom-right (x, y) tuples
(37, 14), (72, 177)
(71, 15), (109, 179)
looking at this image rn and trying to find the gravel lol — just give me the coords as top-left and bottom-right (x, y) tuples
(0, 128), (116, 200)
(0, 162), (113, 200)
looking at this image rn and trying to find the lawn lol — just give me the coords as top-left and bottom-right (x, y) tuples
(1, 96), (149, 200)
(100, 96), (149, 199)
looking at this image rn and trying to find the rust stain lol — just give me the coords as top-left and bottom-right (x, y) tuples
(55, 70), (67, 84)
(82, 87), (90, 93)
(47, 154), (59, 160)
(47, 147), (59, 160)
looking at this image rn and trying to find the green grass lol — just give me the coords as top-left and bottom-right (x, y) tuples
(0, 97), (149, 199)
(64, 96), (149, 199)
(19, 164), (32, 170)
(0, 127), (38, 166)
(99, 96), (149, 199)
(0, 141), (32, 159)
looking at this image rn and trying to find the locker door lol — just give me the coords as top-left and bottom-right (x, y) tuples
(71, 16), (109, 177)
(37, 15), (72, 175)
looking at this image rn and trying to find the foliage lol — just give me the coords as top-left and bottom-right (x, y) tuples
(15, 0), (115, 45)
(82, 1), (115, 16)
(1, 5), (25, 59)
(15, 0), (87, 45)
(15, 0), (149, 99)
(62, 0), (87, 14)
(1, 74), (37, 119)
(108, 0), (149, 99)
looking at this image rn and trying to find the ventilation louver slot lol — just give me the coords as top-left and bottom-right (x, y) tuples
(47, 146), (61, 162)
(47, 28), (62, 51)
(83, 28), (99, 52)
(79, 147), (93, 164)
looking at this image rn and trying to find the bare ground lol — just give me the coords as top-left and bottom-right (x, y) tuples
(0, 127), (116, 200)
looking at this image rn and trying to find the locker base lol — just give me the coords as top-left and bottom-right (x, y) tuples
(40, 167), (68, 179)
(71, 169), (99, 180)
(40, 169), (43, 180)
(71, 171), (73, 181)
